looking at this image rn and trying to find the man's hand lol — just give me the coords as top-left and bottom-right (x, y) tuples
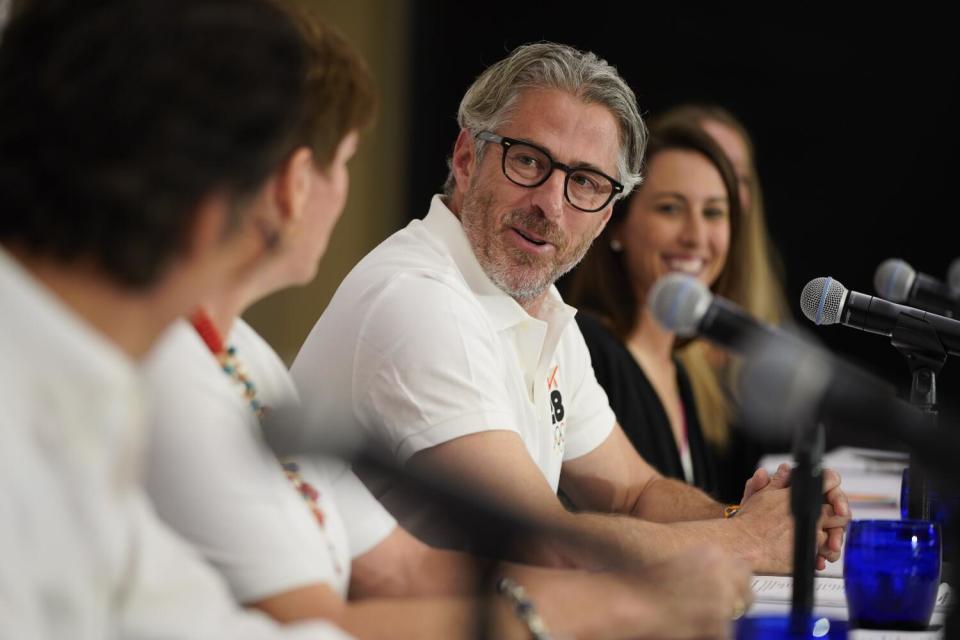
(740, 462), (790, 503)
(817, 468), (850, 569)
(730, 479), (794, 573)
(739, 463), (851, 571)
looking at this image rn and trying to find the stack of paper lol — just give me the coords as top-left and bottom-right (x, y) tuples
(749, 575), (951, 636)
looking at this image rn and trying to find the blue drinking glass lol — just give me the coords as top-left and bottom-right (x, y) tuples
(844, 519), (941, 630)
(736, 615), (847, 639)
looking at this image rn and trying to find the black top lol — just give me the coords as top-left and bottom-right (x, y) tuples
(576, 312), (720, 498)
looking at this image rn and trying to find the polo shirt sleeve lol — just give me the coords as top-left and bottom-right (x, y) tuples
(352, 272), (520, 465)
(559, 319), (617, 461)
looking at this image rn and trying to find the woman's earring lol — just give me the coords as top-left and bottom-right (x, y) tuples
(610, 238), (623, 252)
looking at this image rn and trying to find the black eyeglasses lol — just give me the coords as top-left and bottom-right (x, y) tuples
(476, 131), (623, 213)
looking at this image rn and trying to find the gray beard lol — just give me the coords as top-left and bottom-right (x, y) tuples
(459, 187), (594, 306)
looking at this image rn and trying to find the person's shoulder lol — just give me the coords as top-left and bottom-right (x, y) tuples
(352, 218), (459, 281)
(230, 318), (286, 372)
(142, 320), (233, 402)
(144, 320), (208, 377)
(229, 319), (298, 406)
(354, 268), (494, 360)
(329, 220), (475, 314)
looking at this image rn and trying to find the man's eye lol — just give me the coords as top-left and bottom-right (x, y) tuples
(570, 172), (601, 191)
(515, 154), (541, 168)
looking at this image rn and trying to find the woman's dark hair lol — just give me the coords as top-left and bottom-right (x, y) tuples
(0, 0), (373, 288)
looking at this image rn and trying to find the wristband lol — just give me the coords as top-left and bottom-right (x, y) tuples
(495, 577), (552, 640)
(723, 504), (741, 518)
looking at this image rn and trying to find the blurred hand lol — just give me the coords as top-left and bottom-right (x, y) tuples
(628, 545), (753, 639)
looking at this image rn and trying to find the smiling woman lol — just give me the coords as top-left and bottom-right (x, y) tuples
(566, 121), (745, 497)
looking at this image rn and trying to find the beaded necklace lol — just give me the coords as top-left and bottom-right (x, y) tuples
(189, 309), (330, 532)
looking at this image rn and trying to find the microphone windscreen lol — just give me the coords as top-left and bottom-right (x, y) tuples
(647, 273), (712, 337)
(800, 277), (847, 325)
(261, 403), (367, 461)
(874, 258), (915, 302)
(738, 338), (832, 442)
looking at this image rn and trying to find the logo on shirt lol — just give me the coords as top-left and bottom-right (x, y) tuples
(547, 365), (565, 452)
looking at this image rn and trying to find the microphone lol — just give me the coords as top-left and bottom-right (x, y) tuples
(261, 402), (367, 461)
(874, 258), (960, 317)
(739, 337), (960, 485)
(800, 276), (960, 357)
(648, 272), (795, 354)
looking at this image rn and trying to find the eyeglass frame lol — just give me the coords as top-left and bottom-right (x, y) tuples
(475, 131), (624, 213)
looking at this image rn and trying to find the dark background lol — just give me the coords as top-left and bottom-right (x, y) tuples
(407, 3), (960, 445)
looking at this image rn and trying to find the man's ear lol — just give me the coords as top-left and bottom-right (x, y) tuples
(451, 129), (478, 194)
(274, 147), (315, 229)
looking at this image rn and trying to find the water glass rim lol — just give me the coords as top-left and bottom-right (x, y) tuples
(850, 519), (939, 531)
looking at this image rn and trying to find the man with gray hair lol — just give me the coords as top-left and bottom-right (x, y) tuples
(292, 42), (849, 575)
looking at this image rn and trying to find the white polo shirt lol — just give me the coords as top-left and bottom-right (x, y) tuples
(144, 319), (397, 602)
(291, 196), (615, 547)
(0, 248), (351, 639)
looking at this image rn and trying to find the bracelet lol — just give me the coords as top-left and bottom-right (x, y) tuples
(495, 577), (553, 640)
(723, 504), (741, 518)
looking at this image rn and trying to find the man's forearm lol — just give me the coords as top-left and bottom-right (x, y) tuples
(630, 475), (727, 522)
(554, 510), (765, 572)
(549, 484), (791, 574)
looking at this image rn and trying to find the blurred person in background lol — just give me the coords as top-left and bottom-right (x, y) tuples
(566, 123), (739, 498)
(653, 105), (790, 504)
(566, 106), (790, 505)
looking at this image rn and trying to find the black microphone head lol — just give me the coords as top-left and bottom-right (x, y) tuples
(949, 258), (960, 295)
(800, 277), (848, 325)
(874, 258), (915, 302)
(647, 273), (712, 338)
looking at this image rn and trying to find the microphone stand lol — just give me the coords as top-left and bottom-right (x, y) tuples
(790, 421), (825, 631)
(889, 313), (947, 522)
(889, 313), (959, 635)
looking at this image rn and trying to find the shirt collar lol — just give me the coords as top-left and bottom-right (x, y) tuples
(420, 194), (576, 332)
